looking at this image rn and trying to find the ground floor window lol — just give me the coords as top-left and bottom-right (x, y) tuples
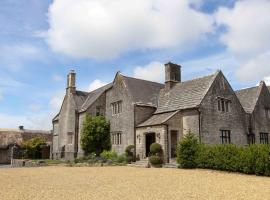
(112, 132), (122, 145)
(220, 130), (231, 144)
(260, 133), (269, 144)
(247, 133), (255, 145)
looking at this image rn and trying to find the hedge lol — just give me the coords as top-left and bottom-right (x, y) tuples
(177, 133), (270, 176)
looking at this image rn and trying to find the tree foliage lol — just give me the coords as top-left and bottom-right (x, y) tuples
(80, 114), (111, 156)
(22, 137), (46, 159)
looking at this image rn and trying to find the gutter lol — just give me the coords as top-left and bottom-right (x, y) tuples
(197, 109), (202, 143)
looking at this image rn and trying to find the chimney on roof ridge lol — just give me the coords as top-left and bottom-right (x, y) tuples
(19, 126), (24, 130)
(165, 62), (181, 91)
(67, 69), (76, 94)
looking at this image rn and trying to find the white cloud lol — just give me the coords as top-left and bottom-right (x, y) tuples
(215, 0), (270, 82)
(236, 51), (270, 82)
(133, 61), (164, 83)
(52, 74), (64, 81)
(28, 104), (43, 112)
(49, 90), (65, 111)
(263, 76), (270, 86)
(47, 0), (214, 59)
(88, 79), (107, 91)
(216, 0), (270, 57)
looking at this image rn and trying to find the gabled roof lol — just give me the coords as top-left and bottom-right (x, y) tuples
(79, 83), (113, 112)
(137, 111), (178, 127)
(122, 75), (164, 107)
(235, 86), (260, 114)
(155, 71), (219, 113)
(73, 90), (89, 110)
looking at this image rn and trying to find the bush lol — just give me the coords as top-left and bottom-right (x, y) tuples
(195, 143), (270, 176)
(150, 143), (162, 155)
(149, 155), (162, 167)
(116, 154), (126, 163)
(125, 145), (135, 163)
(22, 137), (46, 159)
(80, 114), (111, 156)
(100, 150), (118, 160)
(177, 132), (199, 168)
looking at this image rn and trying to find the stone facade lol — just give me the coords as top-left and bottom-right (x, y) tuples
(52, 63), (270, 162)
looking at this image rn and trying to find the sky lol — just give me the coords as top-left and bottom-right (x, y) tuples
(0, 0), (270, 130)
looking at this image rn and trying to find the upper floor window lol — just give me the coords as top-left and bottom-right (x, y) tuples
(112, 132), (122, 145)
(67, 132), (73, 144)
(111, 101), (122, 115)
(260, 132), (269, 144)
(265, 108), (270, 119)
(217, 98), (231, 112)
(96, 106), (102, 116)
(220, 130), (231, 144)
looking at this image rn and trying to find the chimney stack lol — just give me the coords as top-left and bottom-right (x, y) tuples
(19, 126), (24, 130)
(165, 62), (181, 90)
(67, 70), (76, 94)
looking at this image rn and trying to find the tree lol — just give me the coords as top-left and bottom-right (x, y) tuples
(177, 131), (199, 168)
(80, 114), (111, 155)
(22, 137), (46, 159)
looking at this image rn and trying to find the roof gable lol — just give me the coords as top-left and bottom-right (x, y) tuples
(235, 82), (270, 114)
(122, 75), (164, 106)
(79, 83), (112, 112)
(155, 71), (219, 113)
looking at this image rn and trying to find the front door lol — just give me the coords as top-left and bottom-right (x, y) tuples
(145, 133), (156, 157)
(170, 130), (178, 158)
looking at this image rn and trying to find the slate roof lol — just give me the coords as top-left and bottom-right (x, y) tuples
(155, 72), (218, 113)
(73, 90), (89, 110)
(79, 83), (113, 112)
(122, 75), (164, 106)
(235, 86), (260, 113)
(137, 111), (178, 127)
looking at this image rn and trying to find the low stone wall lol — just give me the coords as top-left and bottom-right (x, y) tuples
(11, 159), (47, 168)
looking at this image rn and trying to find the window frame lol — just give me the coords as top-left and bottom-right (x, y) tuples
(111, 101), (122, 115)
(217, 97), (231, 112)
(112, 132), (122, 145)
(260, 132), (269, 144)
(220, 130), (231, 144)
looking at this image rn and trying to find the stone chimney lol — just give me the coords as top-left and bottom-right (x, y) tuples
(165, 62), (181, 90)
(19, 125), (24, 130)
(67, 70), (76, 94)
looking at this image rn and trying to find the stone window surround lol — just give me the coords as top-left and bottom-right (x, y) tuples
(259, 132), (269, 144)
(111, 132), (122, 145)
(220, 130), (231, 144)
(217, 97), (231, 112)
(111, 100), (123, 115)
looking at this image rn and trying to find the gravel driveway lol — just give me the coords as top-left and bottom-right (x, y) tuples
(0, 166), (269, 200)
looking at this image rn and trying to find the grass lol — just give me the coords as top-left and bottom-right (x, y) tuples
(0, 166), (269, 200)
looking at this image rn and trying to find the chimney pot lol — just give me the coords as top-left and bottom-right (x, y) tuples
(165, 62), (181, 90)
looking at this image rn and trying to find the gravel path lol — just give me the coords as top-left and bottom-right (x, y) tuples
(0, 166), (269, 200)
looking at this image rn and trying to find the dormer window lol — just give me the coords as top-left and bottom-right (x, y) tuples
(217, 97), (231, 112)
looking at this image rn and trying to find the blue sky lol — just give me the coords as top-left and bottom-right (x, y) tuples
(0, 0), (270, 130)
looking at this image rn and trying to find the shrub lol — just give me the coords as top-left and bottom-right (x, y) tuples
(150, 143), (162, 155)
(116, 154), (126, 163)
(125, 145), (135, 163)
(177, 132), (199, 168)
(149, 155), (162, 167)
(22, 137), (46, 159)
(100, 150), (118, 160)
(80, 114), (111, 156)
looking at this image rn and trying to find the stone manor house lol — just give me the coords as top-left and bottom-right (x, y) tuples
(52, 63), (270, 163)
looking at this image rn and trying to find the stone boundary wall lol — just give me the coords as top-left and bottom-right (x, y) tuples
(11, 159), (46, 168)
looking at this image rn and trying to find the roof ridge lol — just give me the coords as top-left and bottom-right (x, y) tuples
(121, 74), (164, 85)
(175, 71), (218, 86)
(235, 86), (259, 92)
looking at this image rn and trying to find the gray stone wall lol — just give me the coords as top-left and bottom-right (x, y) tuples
(251, 85), (270, 143)
(106, 75), (135, 154)
(200, 72), (248, 145)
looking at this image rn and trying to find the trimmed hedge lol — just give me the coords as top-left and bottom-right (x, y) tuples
(125, 145), (135, 163)
(177, 133), (270, 176)
(149, 155), (162, 167)
(150, 143), (162, 155)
